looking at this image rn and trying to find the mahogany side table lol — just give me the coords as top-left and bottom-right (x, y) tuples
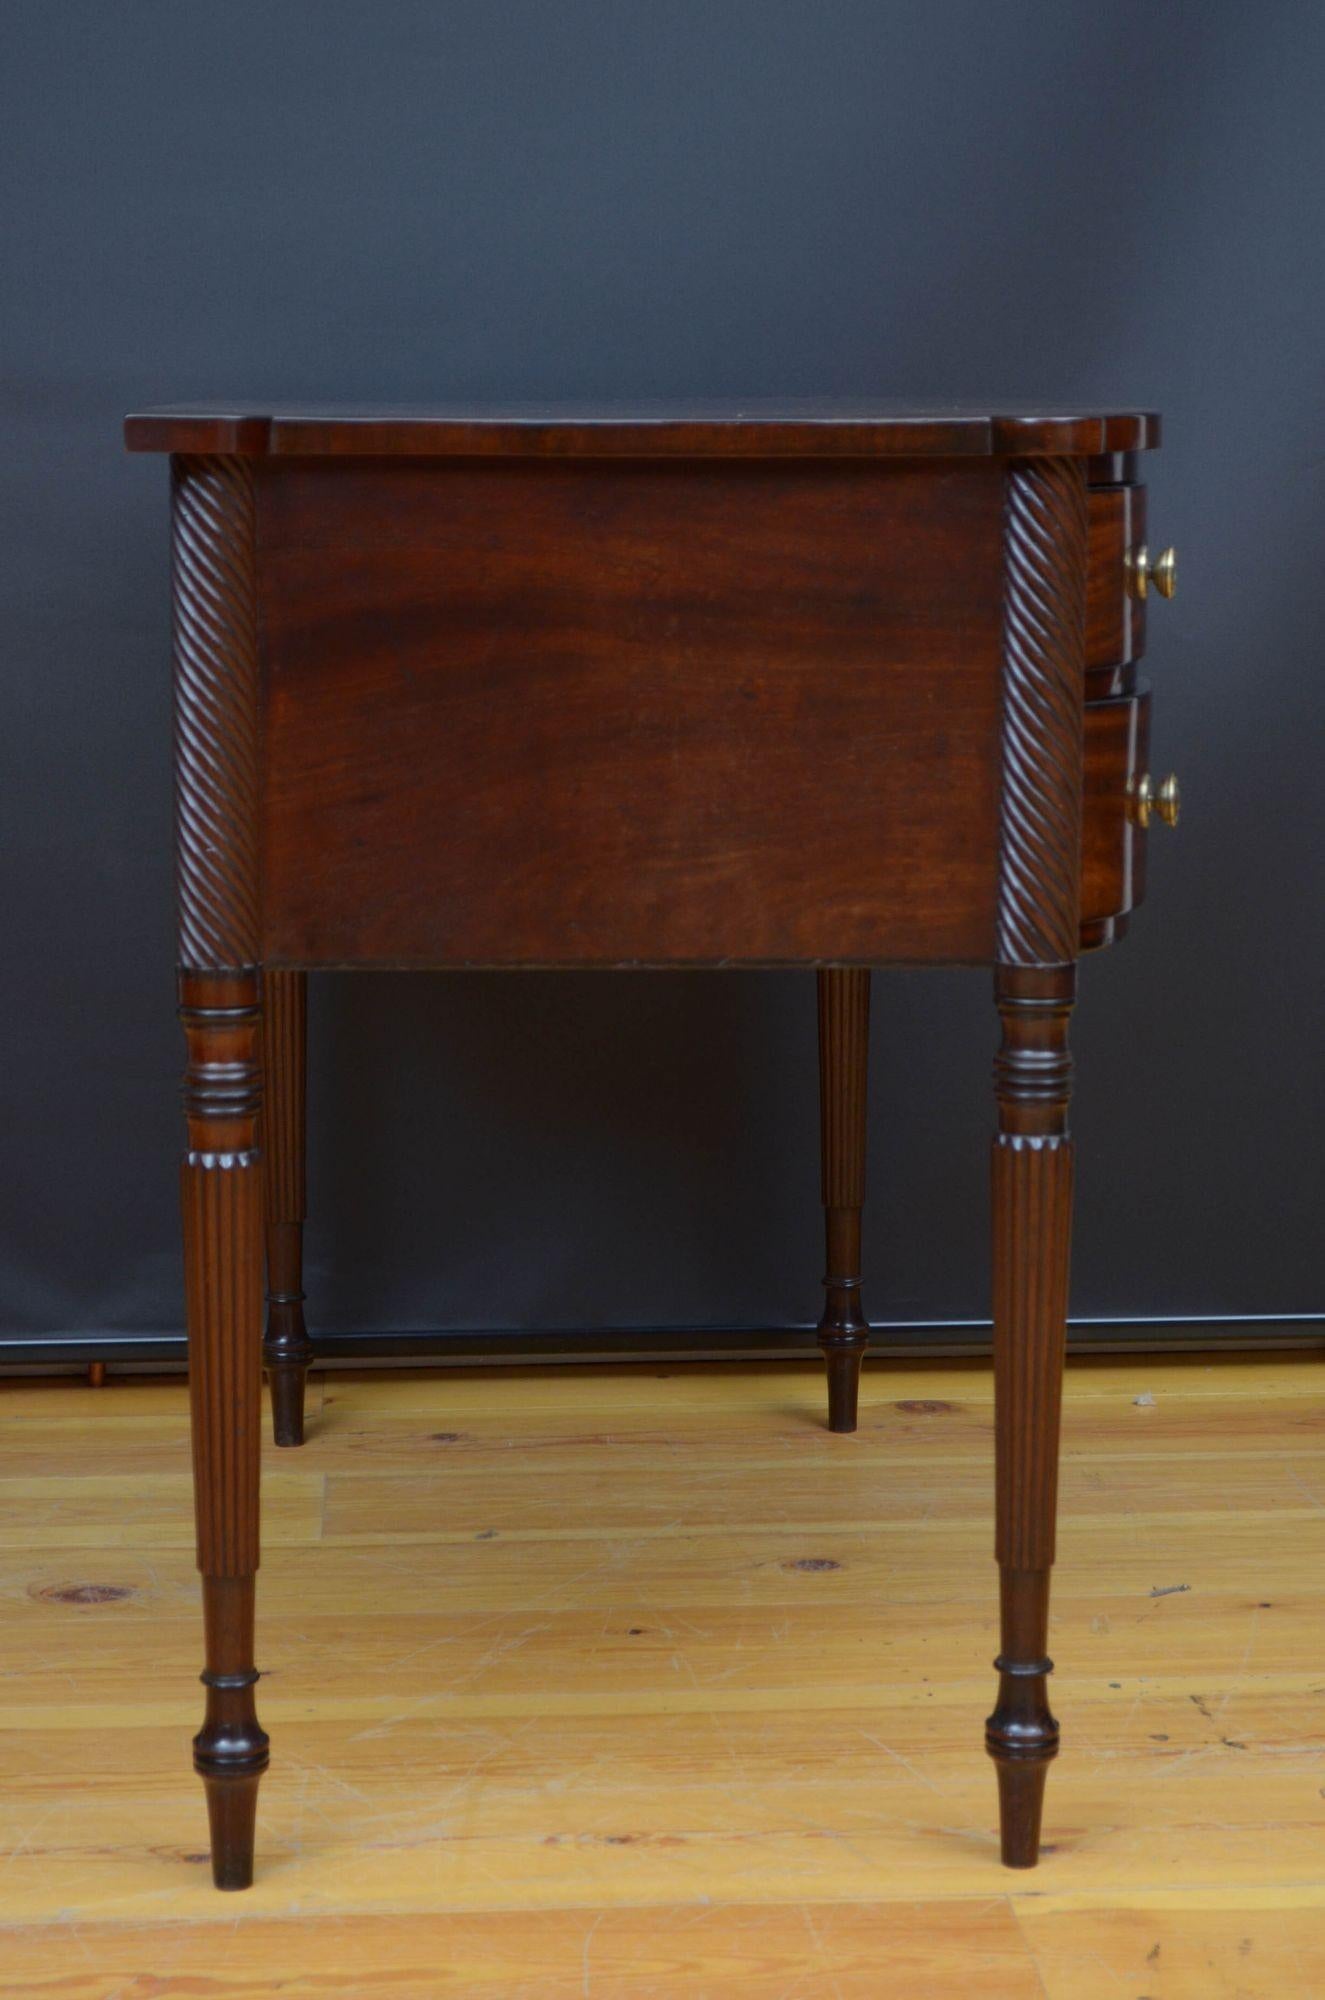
(125, 401), (1176, 1889)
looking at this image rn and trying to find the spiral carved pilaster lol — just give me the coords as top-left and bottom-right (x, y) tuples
(997, 458), (1088, 967)
(171, 456), (260, 971)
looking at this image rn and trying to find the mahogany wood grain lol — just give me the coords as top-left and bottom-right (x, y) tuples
(1085, 483), (1145, 689)
(126, 401), (1160, 460)
(131, 402), (1166, 1891)
(816, 969), (871, 1431)
(1080, 692), (1150, 951)
(258, 458), (1007, 968)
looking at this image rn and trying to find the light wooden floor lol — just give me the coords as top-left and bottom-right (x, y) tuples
(1, 1354), (1323, 1997)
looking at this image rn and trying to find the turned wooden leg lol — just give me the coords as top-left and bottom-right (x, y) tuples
(263, 970), (312, 1447)
(180, 970), (269, 1890)
(817, 967), (870, 1433)
(986, 964), (1074, 1866)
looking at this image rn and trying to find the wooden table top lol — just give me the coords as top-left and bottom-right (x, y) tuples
(124, 401), (1160, 460)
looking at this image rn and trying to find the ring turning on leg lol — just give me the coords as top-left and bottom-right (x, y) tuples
(986, 964), (1075, 1867)
(180, 969), (268, 1889)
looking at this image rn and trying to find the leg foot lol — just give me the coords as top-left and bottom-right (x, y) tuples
(986, 1565), (1058, 1866)
(194, 1580), (268, 1890)
(200, 1766), (265, 1890)
(266, 1355), (308, 1449)
(821, 1335), (866, 1434)
(816, 969), (870, 1434)
(992, 1756), (1052, 1869)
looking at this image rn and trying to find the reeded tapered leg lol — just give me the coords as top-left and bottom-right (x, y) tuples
(817, 967), (870, 1432)
(986, 964), (1075, 1866)
(180, 970), (269, 1890)
(263, 970), (312, 1446)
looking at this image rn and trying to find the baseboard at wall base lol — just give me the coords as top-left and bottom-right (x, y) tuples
(1, 1315), (1322, 1375)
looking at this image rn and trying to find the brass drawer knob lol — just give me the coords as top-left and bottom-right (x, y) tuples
(1129, 772), (1181, 829)
(1126, 543), (1177, 600)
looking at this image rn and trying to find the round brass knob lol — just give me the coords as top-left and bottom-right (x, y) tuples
(1130, 772), (1181, 829)
(1127, 543), (1177, 601)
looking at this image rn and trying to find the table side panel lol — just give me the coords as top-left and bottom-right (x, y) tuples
(257, 459), (1007, 966)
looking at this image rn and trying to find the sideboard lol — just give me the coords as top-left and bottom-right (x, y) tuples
(125, 401), (1176, 1887)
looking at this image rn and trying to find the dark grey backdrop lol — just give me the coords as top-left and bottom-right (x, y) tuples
(5, 1), (1323, 1353)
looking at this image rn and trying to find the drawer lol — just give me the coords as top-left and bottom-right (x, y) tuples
(1080, 689), (1149, 950)
(1086, 482), (1146, 686)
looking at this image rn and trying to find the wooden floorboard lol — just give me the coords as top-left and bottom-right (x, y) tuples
(0, 1354), (1321, 1996)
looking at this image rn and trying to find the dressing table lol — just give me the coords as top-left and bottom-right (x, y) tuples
(125, 401), (1176, 1889)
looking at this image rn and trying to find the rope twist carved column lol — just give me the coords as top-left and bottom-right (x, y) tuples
(996, 456), (1087, 968)
(172, 455), (261, 972)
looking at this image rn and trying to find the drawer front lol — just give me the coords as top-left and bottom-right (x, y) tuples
(1080, 688), (1150, 949)
(257, 458), (1008, 968)
(1086, 482), (1146, 684)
